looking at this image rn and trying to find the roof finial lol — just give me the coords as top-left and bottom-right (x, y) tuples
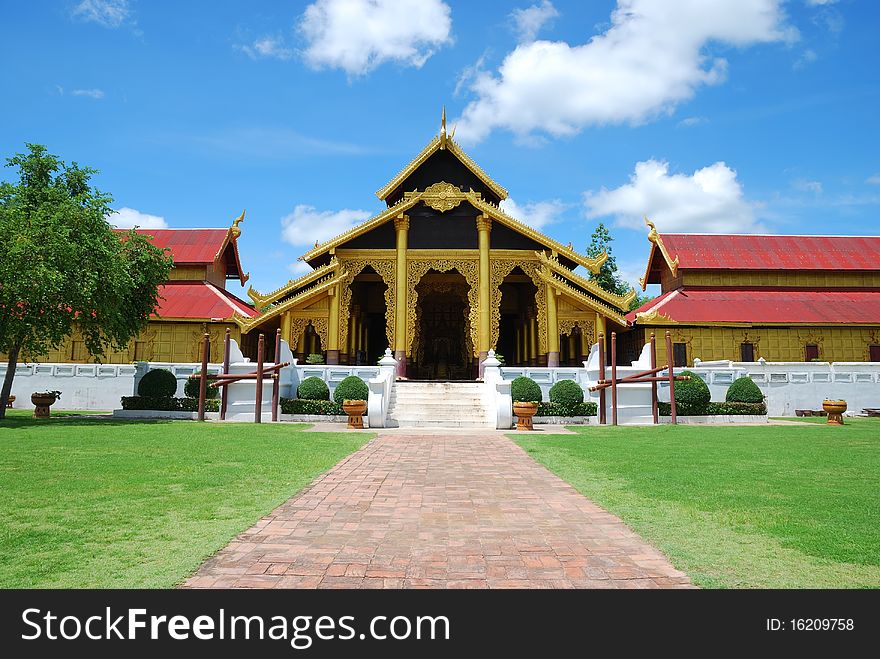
(230, 209), (245, 239)
(440, 106), (447, 149)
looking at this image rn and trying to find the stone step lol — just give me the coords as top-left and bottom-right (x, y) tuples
(388, 418), (493, 428)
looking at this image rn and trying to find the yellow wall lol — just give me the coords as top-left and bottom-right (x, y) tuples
(642, 325), (880, 366)
(22, 321), (242, 364)
(680, 269), (880, 289)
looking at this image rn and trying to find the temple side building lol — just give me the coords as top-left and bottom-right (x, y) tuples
(236, 115), (634, 378)
(627, 221), (880, 366)
(39, 215), (258, 364)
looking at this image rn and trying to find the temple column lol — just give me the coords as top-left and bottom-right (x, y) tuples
(476, 213), (492, 376)
(349, 305), (360, 364)
(296, 325), (306, 361)
(546, 284), (559, 367)
(327, 285), (340, 364)
(281, 312), (291, 352)
(393, 214), (409, 377)
(528, 309), (538, 366)
(568, 333), (577, 367)
(595, 313), (606, 344)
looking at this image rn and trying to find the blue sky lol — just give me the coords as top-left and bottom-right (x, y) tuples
(2, 0), (878, 299)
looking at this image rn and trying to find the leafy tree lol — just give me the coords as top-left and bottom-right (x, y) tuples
(628, 291), (655, 312)
(585, 223), (631, 296)
(0, 144), (172, 418)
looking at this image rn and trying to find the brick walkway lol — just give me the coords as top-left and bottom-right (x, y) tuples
(184, 432), (693, 589)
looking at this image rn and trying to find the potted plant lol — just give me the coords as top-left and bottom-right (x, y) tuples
(305, 353), (325, 365)
(511, 376), (541, 431)
(31, 390), (61, 419)
(5, 395), (14, 408)
(333, 376), (369, 429)
(822, 398), (847, 425)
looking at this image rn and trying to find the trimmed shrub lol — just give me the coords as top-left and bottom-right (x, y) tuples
(673, 370), (711, 415)
(121, 396), (219, 412)
(137, 369), (177, 398)
(297, 376), (330, 401)
(659, 401), (766, 416)
(549, 379), (584, 414)
(305, 353), (324, 364)
(511, 376), (542, 403)
(536, 401), (597, 417)
(183, 373), (219, 399)
(280, 398), (345, 416)
(726, 376), (764, 404)
(333, 375), (369, 404)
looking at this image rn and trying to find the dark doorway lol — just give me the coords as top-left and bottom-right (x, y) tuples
(414, 289), (471, 380)
(804, 344), (820, 361)
(740, 342), (755, 362)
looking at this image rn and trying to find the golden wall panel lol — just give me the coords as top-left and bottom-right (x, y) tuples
(167, 266), (208, 281)
(682, 270), (880, 289)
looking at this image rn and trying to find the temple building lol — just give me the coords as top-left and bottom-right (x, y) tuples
(39, 215), (258, 364)
(236, 114), (635, 377)
(627, 221), (880, 366)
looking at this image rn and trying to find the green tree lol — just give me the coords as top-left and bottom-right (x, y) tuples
(586, 222), (631, 296)
(628, 291), (655, 312)
(0, 144), (172, 418)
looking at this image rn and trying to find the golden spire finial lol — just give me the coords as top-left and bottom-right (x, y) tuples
(230, 209), (245, 239)
(439, 106), (447, 149)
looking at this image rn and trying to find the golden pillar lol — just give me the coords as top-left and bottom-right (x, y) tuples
(568, 333), (577, 366)
(546, 284), (560, 367)
(528, 309), (538, 366)
(393, 214), (409, 375)
(476, 213), (492, 374)
(595, 312), (606, 342)
(296, 325), (306, 359)
(281, 312), (291, 351)
(327, 285), (340, 364)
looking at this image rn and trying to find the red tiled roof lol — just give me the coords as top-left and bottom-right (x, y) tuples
(661, 234), (880, 271)
(154, 282), (257, 320)
(627, 288), (880, 325)
(123, 228), (230, 264)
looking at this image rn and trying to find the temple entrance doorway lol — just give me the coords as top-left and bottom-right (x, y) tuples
(409, 272), (474, 380)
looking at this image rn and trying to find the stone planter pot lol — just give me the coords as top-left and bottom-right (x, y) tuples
(31, 393), (59, 419)
(513, 401), (539, 431)
(342, 399), (367, 429)
(822, 399), (847, 426)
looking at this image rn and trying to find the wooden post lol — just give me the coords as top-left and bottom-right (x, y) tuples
(220, 328), (231, 421)
(198, 333), (210, 422)
(272, 328), (281, 422)
(255, 333), (264, 424)
(666, 331), (677, 425)
(598, 332), (606, 425)
(611, 332), (618, 426)
(650, 332), (658, 425)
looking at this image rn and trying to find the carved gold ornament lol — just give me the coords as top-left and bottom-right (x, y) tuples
(422, 181), (466, 213)
(338, 258), (396, 353)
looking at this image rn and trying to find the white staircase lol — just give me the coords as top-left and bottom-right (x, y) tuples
(386, 381), (493, 428)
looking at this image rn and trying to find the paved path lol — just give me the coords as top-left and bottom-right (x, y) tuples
(184, 432), (693, 589)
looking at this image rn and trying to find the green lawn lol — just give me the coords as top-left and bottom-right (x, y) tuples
(515, 418), (880, 588)
(0, 412), (369, 588)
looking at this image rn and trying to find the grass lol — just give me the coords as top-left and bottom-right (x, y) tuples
(515, 418), (880, 588)
(0, 411), (369, 588)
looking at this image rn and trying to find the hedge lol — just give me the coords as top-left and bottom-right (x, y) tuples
(511, 376), (542, 403)
(280, 398), (345, 415)
(121, 396), (219, 412)
(183, 373), (219, 399)
(536, 401), (597, 417)
(297, 376), (330, 401)
(726, 376), (764, 403)
(333, 376), (369, 404)
(674, 370), (711, 415)
(137, 369), (177, 398)
(548, 380), (584, 414)
(659, 401), (766, 416)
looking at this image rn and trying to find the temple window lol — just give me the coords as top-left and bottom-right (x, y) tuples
(740, 342), (755, 362)
(672, 342), (688, 367)
(804, 344), (820, 361)
(870, 345), (880, 362)
(70, 340), (86, 361)
(133, 341), (148, 361)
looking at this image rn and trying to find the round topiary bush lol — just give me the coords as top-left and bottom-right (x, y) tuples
(511, 376), (542, 403)
(725, 376), (764, 403)
(184, 373), (219, 399)
(549, 379), (584, 409)
(298, 376), (330, 401)
(137, 368), (178, 398)
(333, 375), (369, 404)
(673, 370), (711, 414)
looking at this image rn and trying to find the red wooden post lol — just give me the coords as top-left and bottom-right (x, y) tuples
(255, 333), (264, 424)
(666, 331), (677, 425)
(220, 328), (231, 421)
(198, 333), (210, 422)
(598, 333), (606, 425)
(650, 332), (659, 424)
(272, 328), (281, 422)
(611, 332), (618, 426)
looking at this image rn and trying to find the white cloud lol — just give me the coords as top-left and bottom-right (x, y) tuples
(299, 0), (453, 76)
(281, 204), (371, 247)
(72, 0), (131, 28)
(109, 207), (168, 229)
(289, 261), (315, 277)
(237, 36), (293, 61)
(677, 116), (708, 128)
(794, 48), (818, 69)
(792, 178), (823, 194)
(805, 1), (837, 6)
(511, 1), (559, 43)
(71, 88), (105, 99)
(585, 159), (762, 233)
(865, 175), (880, 186)
(499, 198), (566, 229)
(456, 0), (795, 144)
